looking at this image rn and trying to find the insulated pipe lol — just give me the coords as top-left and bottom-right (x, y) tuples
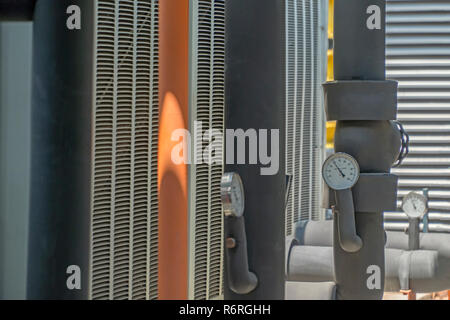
(224, 0), (285, 300)
(326, 0), (401, 300)
(27, 0), (94, 299)
(0, 0), (36, 21)
(297, 221), (450, 258)
(334, 191), (362, 253)
(293, 222), (450, 293)
(408, 218), (420, 251)
(225, 217), (258, 295)
(386, 231), (450, 258)
(295, 220), (333, 247)
(287, 245), (443, 293)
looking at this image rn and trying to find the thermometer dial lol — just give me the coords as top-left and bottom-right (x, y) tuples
(221, 172), (245, 217)
(322, 153), (360, 190)
(402, 192), (428, 219)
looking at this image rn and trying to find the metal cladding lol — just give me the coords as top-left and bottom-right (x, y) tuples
(187, 0), (226, 300)
(92, 0), (160, 300)
(285, 0), (328, 235)
(385, 0), (450, 234)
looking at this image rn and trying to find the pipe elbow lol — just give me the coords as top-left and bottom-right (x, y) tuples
(225, 216), (258, 295)
(228, 271), (258, 295)
(339, 235), (363, 253)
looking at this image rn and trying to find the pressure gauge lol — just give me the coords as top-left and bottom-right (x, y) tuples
(402, 192), (428, 219)
(322, 153), (360, 190)
(221, 172), (245, 217)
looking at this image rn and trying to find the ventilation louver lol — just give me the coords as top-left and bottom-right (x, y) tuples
(91, 0), (159, 300)
(188, 0), (226, 300)
(285, 0), (327, 236)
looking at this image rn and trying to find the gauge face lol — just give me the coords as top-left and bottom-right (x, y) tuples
(322, 153), (360, 190)
(220, 172), (245, 217)
(402, 192), (428, 219)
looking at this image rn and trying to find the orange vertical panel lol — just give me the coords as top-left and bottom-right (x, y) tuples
(158, 0), (190, 300)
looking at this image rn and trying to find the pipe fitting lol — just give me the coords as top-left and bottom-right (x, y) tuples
(334, 120), (402, 173)
(224, 216), (258, 295)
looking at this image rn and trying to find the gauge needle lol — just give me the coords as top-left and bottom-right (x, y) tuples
(333, 161), (345, 178)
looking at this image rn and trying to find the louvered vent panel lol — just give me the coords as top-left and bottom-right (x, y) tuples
(285, 0), (326, 235)
(91, 0), (159, 300)
(385, 0), (450, 233)
(190, 0), (225, 300)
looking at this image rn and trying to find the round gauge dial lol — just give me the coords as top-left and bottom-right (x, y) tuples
(402, 192), (428, 219)
(322, 153), (360, 190)
(220, 172), (245, 217)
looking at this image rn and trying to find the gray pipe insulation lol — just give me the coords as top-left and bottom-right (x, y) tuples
(324, 0), (403, 299)
(287, 244), (444, 293)
(224, 0), (285, 299)
(297, 220), (450, 258)
(292, 220), (450, 293)
(225, 217), (258, 295)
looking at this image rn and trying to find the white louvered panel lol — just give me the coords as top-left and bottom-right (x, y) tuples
(113, 0), (133, 300)
(285, 0), (296, 234)
(147, 0), (160, 301)
(92, 0), (115, 300)
(91, 0), (159, 300)
(285, 0), (326, 235)
(189, 0), (225, 300)
(386, 0), (450, 231)
(208, 0), (225, 299)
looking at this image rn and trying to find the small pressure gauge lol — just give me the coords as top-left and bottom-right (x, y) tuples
(221, 172), (245, 217)
(322, 153), (360, 190)
(402, 192), (428, 219)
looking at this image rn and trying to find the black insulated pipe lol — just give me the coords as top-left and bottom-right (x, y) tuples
(0, 0), (36, 21)
(324, 0), (403, 300)
(224, 0), (285, 300)
(334, 190), (362, 253)
(225, 217), (258, 295)
(27, 0), (94, 299)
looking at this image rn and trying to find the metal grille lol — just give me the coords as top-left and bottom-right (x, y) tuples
(189, 0), (225, 300)
(91, 0), (159, 300)
(285, 0), (326, 235)
(386, 0), (450, 232)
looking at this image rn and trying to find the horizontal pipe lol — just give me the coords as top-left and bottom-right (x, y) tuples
(296, 220), (450, 248)
(295, 220), (333, 246)
(384, 222), (450, 233)
(286, 281), (337, 300)
(287, 246), (445, 293)
(384, 212), (450, 222)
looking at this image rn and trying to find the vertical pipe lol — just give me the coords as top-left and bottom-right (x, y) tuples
(408, 218), (420, 251)
(334, 0), (385, 81)
(332, 0), (391, 300)
(27, 0), (94, 299)
(158, 0), (189, 300)
(224, 0), (285, 300)
(422, 188), (429, 233)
